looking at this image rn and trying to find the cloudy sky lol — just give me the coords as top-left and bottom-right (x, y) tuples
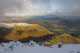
(0, 0), (80, 17)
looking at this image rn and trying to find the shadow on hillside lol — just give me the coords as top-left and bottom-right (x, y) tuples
(0, 34), (54, 46)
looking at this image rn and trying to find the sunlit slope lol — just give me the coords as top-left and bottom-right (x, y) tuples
(44, 34), (80, 46)
(0, 23), (54, 40)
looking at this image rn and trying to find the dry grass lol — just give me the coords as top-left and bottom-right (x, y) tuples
(4, 23), (54, 40)
(44, 34), (80, 46)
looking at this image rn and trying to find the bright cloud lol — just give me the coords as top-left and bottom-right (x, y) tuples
(4, 0), (54, 16)
(0, 0), (80, 17)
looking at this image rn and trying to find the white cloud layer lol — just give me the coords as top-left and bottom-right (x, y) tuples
(4, 0), (53, 16)
(0, 0), (80, 17)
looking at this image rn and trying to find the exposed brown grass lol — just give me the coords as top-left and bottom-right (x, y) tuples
(44, 34), (80, 46)
(4, 23), (54, 40)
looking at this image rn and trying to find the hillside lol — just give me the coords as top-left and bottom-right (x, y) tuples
(44, 34), (80, 46)
(0, 23), (80, 46)
(0, 23), (54, 41)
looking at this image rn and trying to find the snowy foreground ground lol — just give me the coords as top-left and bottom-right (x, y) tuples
(0, 41), (80, 53)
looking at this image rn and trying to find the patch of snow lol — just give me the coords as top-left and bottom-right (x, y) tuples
(0, 23), (31, 27)
(0, 41), (80, 53)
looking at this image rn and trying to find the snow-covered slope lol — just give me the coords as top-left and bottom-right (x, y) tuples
(0, 41), (80, 53)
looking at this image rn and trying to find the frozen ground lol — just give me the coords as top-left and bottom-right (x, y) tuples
(0, 41), (80, 53)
